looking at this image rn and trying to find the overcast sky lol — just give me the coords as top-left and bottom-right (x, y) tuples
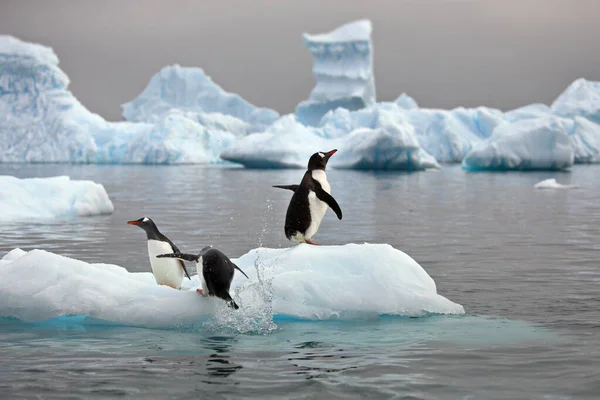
(1, 0), (599, 121)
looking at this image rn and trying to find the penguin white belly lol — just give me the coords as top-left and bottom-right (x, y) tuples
(305, 191), (328, 239)
(304, 170), (331, 240)
(147, 240), (184, 289)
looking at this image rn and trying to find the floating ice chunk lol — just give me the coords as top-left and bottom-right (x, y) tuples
(231, 244), (464, 319)
(462, 117), (574, 171)
(0, 176), (114, 222)
(534, 179), (578, 189)
(122, 65), (279, 131)
(0, 244), (463, 327)
(551, 78), (600, 122)
(296, 20), (376, 126)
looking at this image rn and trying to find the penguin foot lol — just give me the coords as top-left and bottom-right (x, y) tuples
(196, 288), (207, 296)
(305, 238), (320, 246)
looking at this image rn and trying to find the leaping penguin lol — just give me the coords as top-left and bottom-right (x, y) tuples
(158, 246), (249, 309)
(127, 217), (191, 289)
(273, 149), (342, 245)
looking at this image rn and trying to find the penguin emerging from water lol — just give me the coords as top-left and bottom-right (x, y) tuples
(127, 217), (191, 289)
(273, 149), (342, 245)
(157, 246), (249, 309)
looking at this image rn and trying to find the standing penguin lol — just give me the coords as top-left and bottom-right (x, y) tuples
(273, 149), (342, 245)
(157, 246), (249, 309)
(127, 217), (191, 289)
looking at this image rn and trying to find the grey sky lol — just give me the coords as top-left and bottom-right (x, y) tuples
(1, 0), (599, 121)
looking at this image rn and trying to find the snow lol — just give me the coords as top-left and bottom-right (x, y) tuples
(295, 20), (376, 126)
(534, 179), (578, 189)
(0, 176), (114, 222)
(122, 65), (279, 132)
(462, 117), (574, 171)
(569, 116), (600, 163)
(0, 36), (244, 164)
(0, 244), (464, 328)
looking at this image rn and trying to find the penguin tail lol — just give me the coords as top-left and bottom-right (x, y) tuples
(220, 291), (240, 310)
(228, 300), (240, 310)
(156, 253), (199, 262)
(233, 263), (250, 279)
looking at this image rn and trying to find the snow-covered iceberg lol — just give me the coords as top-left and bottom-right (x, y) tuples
(0, 36), (240, 164)
(0, 244), (464, 329)
(462, 117), (574, 171)
(122, 65), (279, 133)
(295, 20), (376, 126)
(0, 176), (114, 222)
(221, 106), (440, 170)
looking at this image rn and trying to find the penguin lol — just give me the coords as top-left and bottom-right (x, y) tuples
(157, 246), (249, 309)
(127, 217), (191, 289)
(273, 149), (342, 245)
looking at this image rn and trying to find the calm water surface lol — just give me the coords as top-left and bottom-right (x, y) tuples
(0, 163), (598, 399)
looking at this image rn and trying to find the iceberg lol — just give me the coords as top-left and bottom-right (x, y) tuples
(551, 78), (600, 123)
(0, 176), (114, 222)
(295, 20), (376, 126)
(122, 65), (279, 133)
(534, 178), (578, 189)
(462, 117), (574, 171)
(221, 106), (440, 170)
(0, 36), (239, 164)
(0, 244), (464, 328)
(568, 116), (600, 163)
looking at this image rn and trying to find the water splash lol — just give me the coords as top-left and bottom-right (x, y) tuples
(203, 248), (279, 334)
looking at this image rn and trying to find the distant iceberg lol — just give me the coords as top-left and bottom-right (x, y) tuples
(0, 244), (464, 328)
(122, 65), (279, 133)
(462, 117), (574, 171)
(0, 36), (244, 164)
(295, 20), (376, 126)
(0, 176), (113, 222)
(222, 105), (440, 170)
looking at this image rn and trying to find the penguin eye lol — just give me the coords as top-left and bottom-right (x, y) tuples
(142, 217), (149, 223)
(318, 152), (325, 158)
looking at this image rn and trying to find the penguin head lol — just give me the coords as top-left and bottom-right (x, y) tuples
(127, 217), (158, 235)
(307, 149), (337, 171)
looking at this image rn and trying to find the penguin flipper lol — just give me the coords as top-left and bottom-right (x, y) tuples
(273, 184), (299, 192)
(165, 241), (192, 280)
(315, 188), (343, 220)
(156, 253), (199, 262)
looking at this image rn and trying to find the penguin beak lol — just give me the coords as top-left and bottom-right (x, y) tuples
(325, 149), (337, 159)
(127, 220), (139, 225)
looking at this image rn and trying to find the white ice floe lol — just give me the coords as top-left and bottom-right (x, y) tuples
(0, 244), (464, 328)
(534, 179), (579, 189)
(0, 176), (114, 222)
